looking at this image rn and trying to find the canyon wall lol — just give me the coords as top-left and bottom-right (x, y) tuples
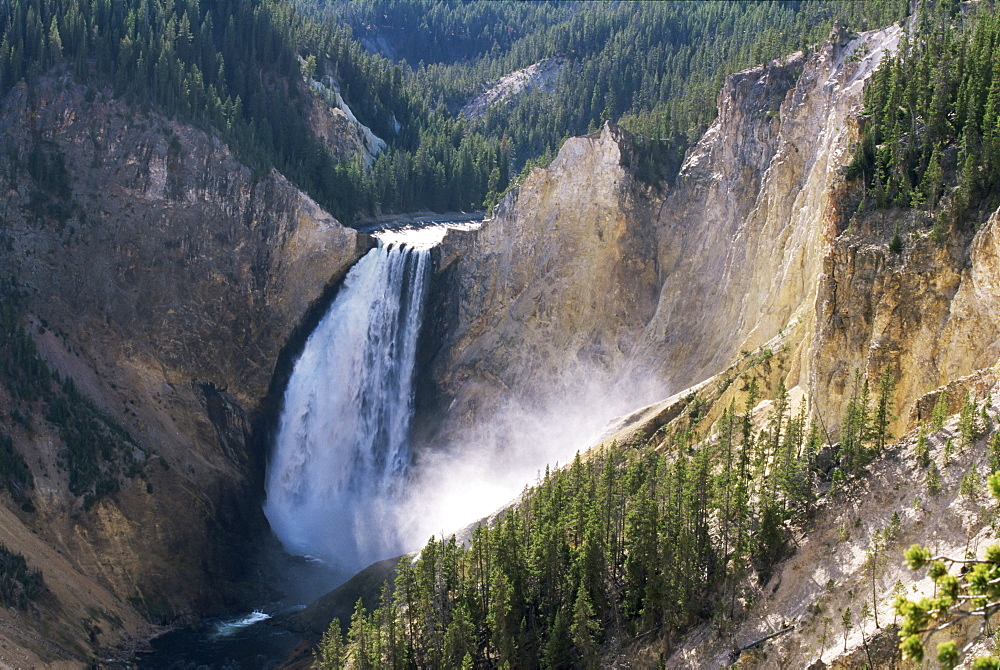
(421, 24), (910, 442)
(416, 23), (1000, 668)
(0, 74), (370, 663)
(423, 18), (1000, 458)
(420, 122), (662, 442)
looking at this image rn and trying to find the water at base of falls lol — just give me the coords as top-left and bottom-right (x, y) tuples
(138, 611), (298, 669)
(263, 240), (431, 580)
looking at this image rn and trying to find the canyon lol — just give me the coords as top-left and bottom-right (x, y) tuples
(0, 72), (371, 662)
(1, 17), (999, 670)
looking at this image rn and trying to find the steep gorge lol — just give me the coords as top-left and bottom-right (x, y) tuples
(420, 24), (907, 444)
(4, 13), (1000, 669)
(408, 21), (1000, 668)
(0, 73), (371, 663)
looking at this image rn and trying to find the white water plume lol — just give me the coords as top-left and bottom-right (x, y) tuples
(264, 225), (661, 588)
(393, 374), (659, 550)
(263, 240), (430, 576)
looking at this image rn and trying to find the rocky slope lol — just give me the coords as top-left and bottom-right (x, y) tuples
(597, 349), (1000, 668)
(419, 24), (904, 444)
(460, 57), (565, 120)
(0, 72), (369, 664)
(412, 21), (1000, 667)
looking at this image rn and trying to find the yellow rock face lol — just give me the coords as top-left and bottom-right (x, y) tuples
(422, 26), (908, 443)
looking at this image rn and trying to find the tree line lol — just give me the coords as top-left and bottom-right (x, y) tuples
(0, 0), (509, 221)
(848, 0), (1000, 230)
(315, 366), (899, 668)
(0, 0), (917, 223)
(312, 0), (910, 176)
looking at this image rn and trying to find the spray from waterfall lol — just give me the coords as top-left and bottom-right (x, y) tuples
(263, 239), (430, 576)
(263, 219), (652, 591)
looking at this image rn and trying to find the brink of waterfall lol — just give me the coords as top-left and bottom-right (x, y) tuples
(263, 238), (431, 577)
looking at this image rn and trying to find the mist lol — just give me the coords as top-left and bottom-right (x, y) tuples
(262, 221), (670, 597)
(391, 368), (666, 552)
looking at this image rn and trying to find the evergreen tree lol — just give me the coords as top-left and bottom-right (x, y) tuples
(315, 618), (345, 670)
(570, 582), (600, 668)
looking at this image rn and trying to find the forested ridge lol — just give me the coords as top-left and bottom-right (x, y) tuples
(0, 0), (508, 220)
(5, 0), (1000, 665)
(3, 0), (912, 223)
(848, 0), (1000, 232)
(307, 1), (909, 185)
(313, 359), (904, 669)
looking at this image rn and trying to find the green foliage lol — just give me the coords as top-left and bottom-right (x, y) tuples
(25, 138), (73, 224)
(0, 541), (42, 609)
(850, 0), (1000, 225)
(321, 377), (835, 666)
(932, 389), (950, 431)
(0, 280), (50, 403)
(0, 430), (33, 510)
(838, 369), (896, 475)
(915, 427), (931, 468)
(988, 471), (1000, 499)
(926, 462), (943, 495)
(960, 390), (985, 448)
(938, 640), (960, 670)
(888, 224), (903, 253)
(315, 618), (345, 669)
(864, 521), (898, 629)
(991, 430), (1000, 473)
(310, 0), (908, 205)
(0, 0), (509, 221)
(0, 279), (140, 509)
(46, 375), (138, 505)
(961, 462), (982, 498)
(0, 0), (914, 220)
(897, 476), (1000, 667)
(873, 367), (897, 452)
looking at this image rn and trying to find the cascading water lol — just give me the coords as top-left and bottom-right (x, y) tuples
(263, 238), (431, 577)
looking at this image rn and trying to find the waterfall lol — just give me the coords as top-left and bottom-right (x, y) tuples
(263, 240), (431, 575)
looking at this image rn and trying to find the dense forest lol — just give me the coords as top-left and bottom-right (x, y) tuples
(847, 0), (1000, 233)
(2, 0), (912, 222)
(315, 369), (1000, 668)
(307, 1), (909, 161)
(0, 0), (507, 220)
(311, 360), (914, 668)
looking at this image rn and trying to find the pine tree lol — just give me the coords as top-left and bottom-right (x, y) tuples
(542, 607), (573, 669)
(443, 603), (476, 669)
(315, 618), (345, 670)
(841, 606), (853, 652)
(873, 368), (896, 452)
(570, 582), (600, 668)
(959, 390), (983, 448)
(915, 427), (931, 468)
(932, 389), (950, 431)
(840, 371), (872, 474)
(347, 599), (378, 670)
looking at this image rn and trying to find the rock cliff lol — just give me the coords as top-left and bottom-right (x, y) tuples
(420, 24), (904, 443)
(420, 122), (661, 444)
(0, 73), (369, 663)
(809, 205), (1000, 435)
(417, 21), (1000, 668)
